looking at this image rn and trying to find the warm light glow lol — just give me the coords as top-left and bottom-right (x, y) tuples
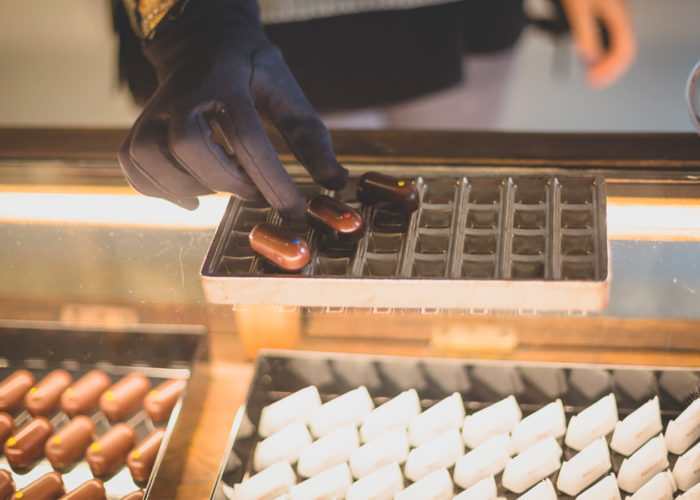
(606, 204), (700, 241)
(0, 192), (228, 228)
(0, 191), (699, 240)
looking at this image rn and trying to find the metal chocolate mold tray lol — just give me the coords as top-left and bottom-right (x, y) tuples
(211, 350), (699, 500)
(0, 321), (204, 499)
(201, 172), (610, 311)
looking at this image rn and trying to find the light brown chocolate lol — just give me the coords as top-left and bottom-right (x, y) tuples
(25, 370), (73, 416)
(11, 471), (64, 500)
(0, 469), (14, 500)
(86, 423), (136, 477)
(249, 223), (310, 271)
(143, 379), (186, 423)
(0, 371), (35, 412)
(357, 171), (420, 214)
(4, 416), (53, 470)
(45, 415), (95, 470)
(307, 195), (365, 243)
(0, 413), (14, 446)
(118, 491), (144, 500)
(61, 371), (111, 417)
(127, 428), (165, 483)
(99, 373), (151, 422)
(58, 478), (105, 500)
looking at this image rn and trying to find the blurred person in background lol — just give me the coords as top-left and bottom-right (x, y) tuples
(115, 0), (635, 218)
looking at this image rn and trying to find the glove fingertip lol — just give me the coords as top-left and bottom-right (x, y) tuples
(318, 162), (349, 191)
(175, 197), (200, 211)
(276, 195), (308, 223)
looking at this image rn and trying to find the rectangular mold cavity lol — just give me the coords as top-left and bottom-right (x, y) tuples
(562, 208), (593, 229)
(419, 207), (453, 228)
(511, 259), (545, 279)
(560, 178), (594, 205)
(467, 178), (503, 205)
(367, 231), (404, 253)
(466, 208), (499, 229)
(463, 232), (497, 255)
(223, 230), (253, 257)
(412, 253), (448, 277)
(316, 255), (351, 276)
(461, 257), (497, 278)
(363, 253), (400, 277)
(220, 255), (255, 275)
(421, 180), (458, 205)
(415, 229), (450, 254)
(513, 177), (549, 205)
(562, 232), (595, 255)
(513, 208), (546, 230)
(371, 210), (411, 232)
(232, 206), (270, 231)
(512, 233), (546, 256)
(562, 258), (596, 279)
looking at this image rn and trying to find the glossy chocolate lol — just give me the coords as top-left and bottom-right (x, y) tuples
(61, 370), (112, 417)
(357, 171), (420, 214)
(4, 416), (53, 470)
(11, 471), (64, 500)
(127, 428), (165, 484)
(0, 370), (35, 412)
(0, 413), (14, 445)
(45, 415), (95, 470)
(307, 195), (365, 243)
(118, 491), (144, 500)
(143, 379), (186, 423)
(249, 223), (310, 271)
(86, 423), (137, 477)
(25, 370), (73, 416)
(99, 373), (151, 422)
(0, 470), (14, 500)
(58, 479), (105, 500)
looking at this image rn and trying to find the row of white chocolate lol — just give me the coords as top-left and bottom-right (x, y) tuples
(231, 452), (700, 500)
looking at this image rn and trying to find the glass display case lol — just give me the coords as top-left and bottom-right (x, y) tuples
(1, 1), (699, 497)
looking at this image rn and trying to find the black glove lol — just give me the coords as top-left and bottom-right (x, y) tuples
(118, 0), (348, 220)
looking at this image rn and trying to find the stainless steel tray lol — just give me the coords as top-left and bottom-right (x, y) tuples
(211, 350), (699, 500)
(201, 169), (610, 311)
(0, 320), (204, 500)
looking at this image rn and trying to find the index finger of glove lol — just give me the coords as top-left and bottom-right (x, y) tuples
(251, 46), (348, 191)
(208, 100), (308, 221)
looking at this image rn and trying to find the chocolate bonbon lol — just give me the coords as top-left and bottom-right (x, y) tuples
(25, 370), (73, 416)
(4, 416), (53, 470)
(0, 470), (14, 500)
(0, 370), (35, 412)
(11, 471), (64, 500)
(86, 423), (137, 477)
(143, 379), (186, 423)
(61, 370), (111, 417)
(307, 195), (365, 243)
(0, 413), (14, 445)
(99, 373), (151, 422)
(248, 223), (310, 271)
(126, 428), (165, 483)
(357, 171), (419, 214)
(58, 479), (106, 500)
(45, 415), (95, 470)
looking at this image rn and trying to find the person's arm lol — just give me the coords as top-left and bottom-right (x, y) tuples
(560, 0), (636, 88)
(117, 0), (347, 220)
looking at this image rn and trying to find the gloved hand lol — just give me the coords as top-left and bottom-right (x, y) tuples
(118, 0), (348, 220)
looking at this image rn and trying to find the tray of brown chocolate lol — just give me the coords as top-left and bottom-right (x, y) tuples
(0, 321), (203, 500)
(201, 167), (610, 311)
